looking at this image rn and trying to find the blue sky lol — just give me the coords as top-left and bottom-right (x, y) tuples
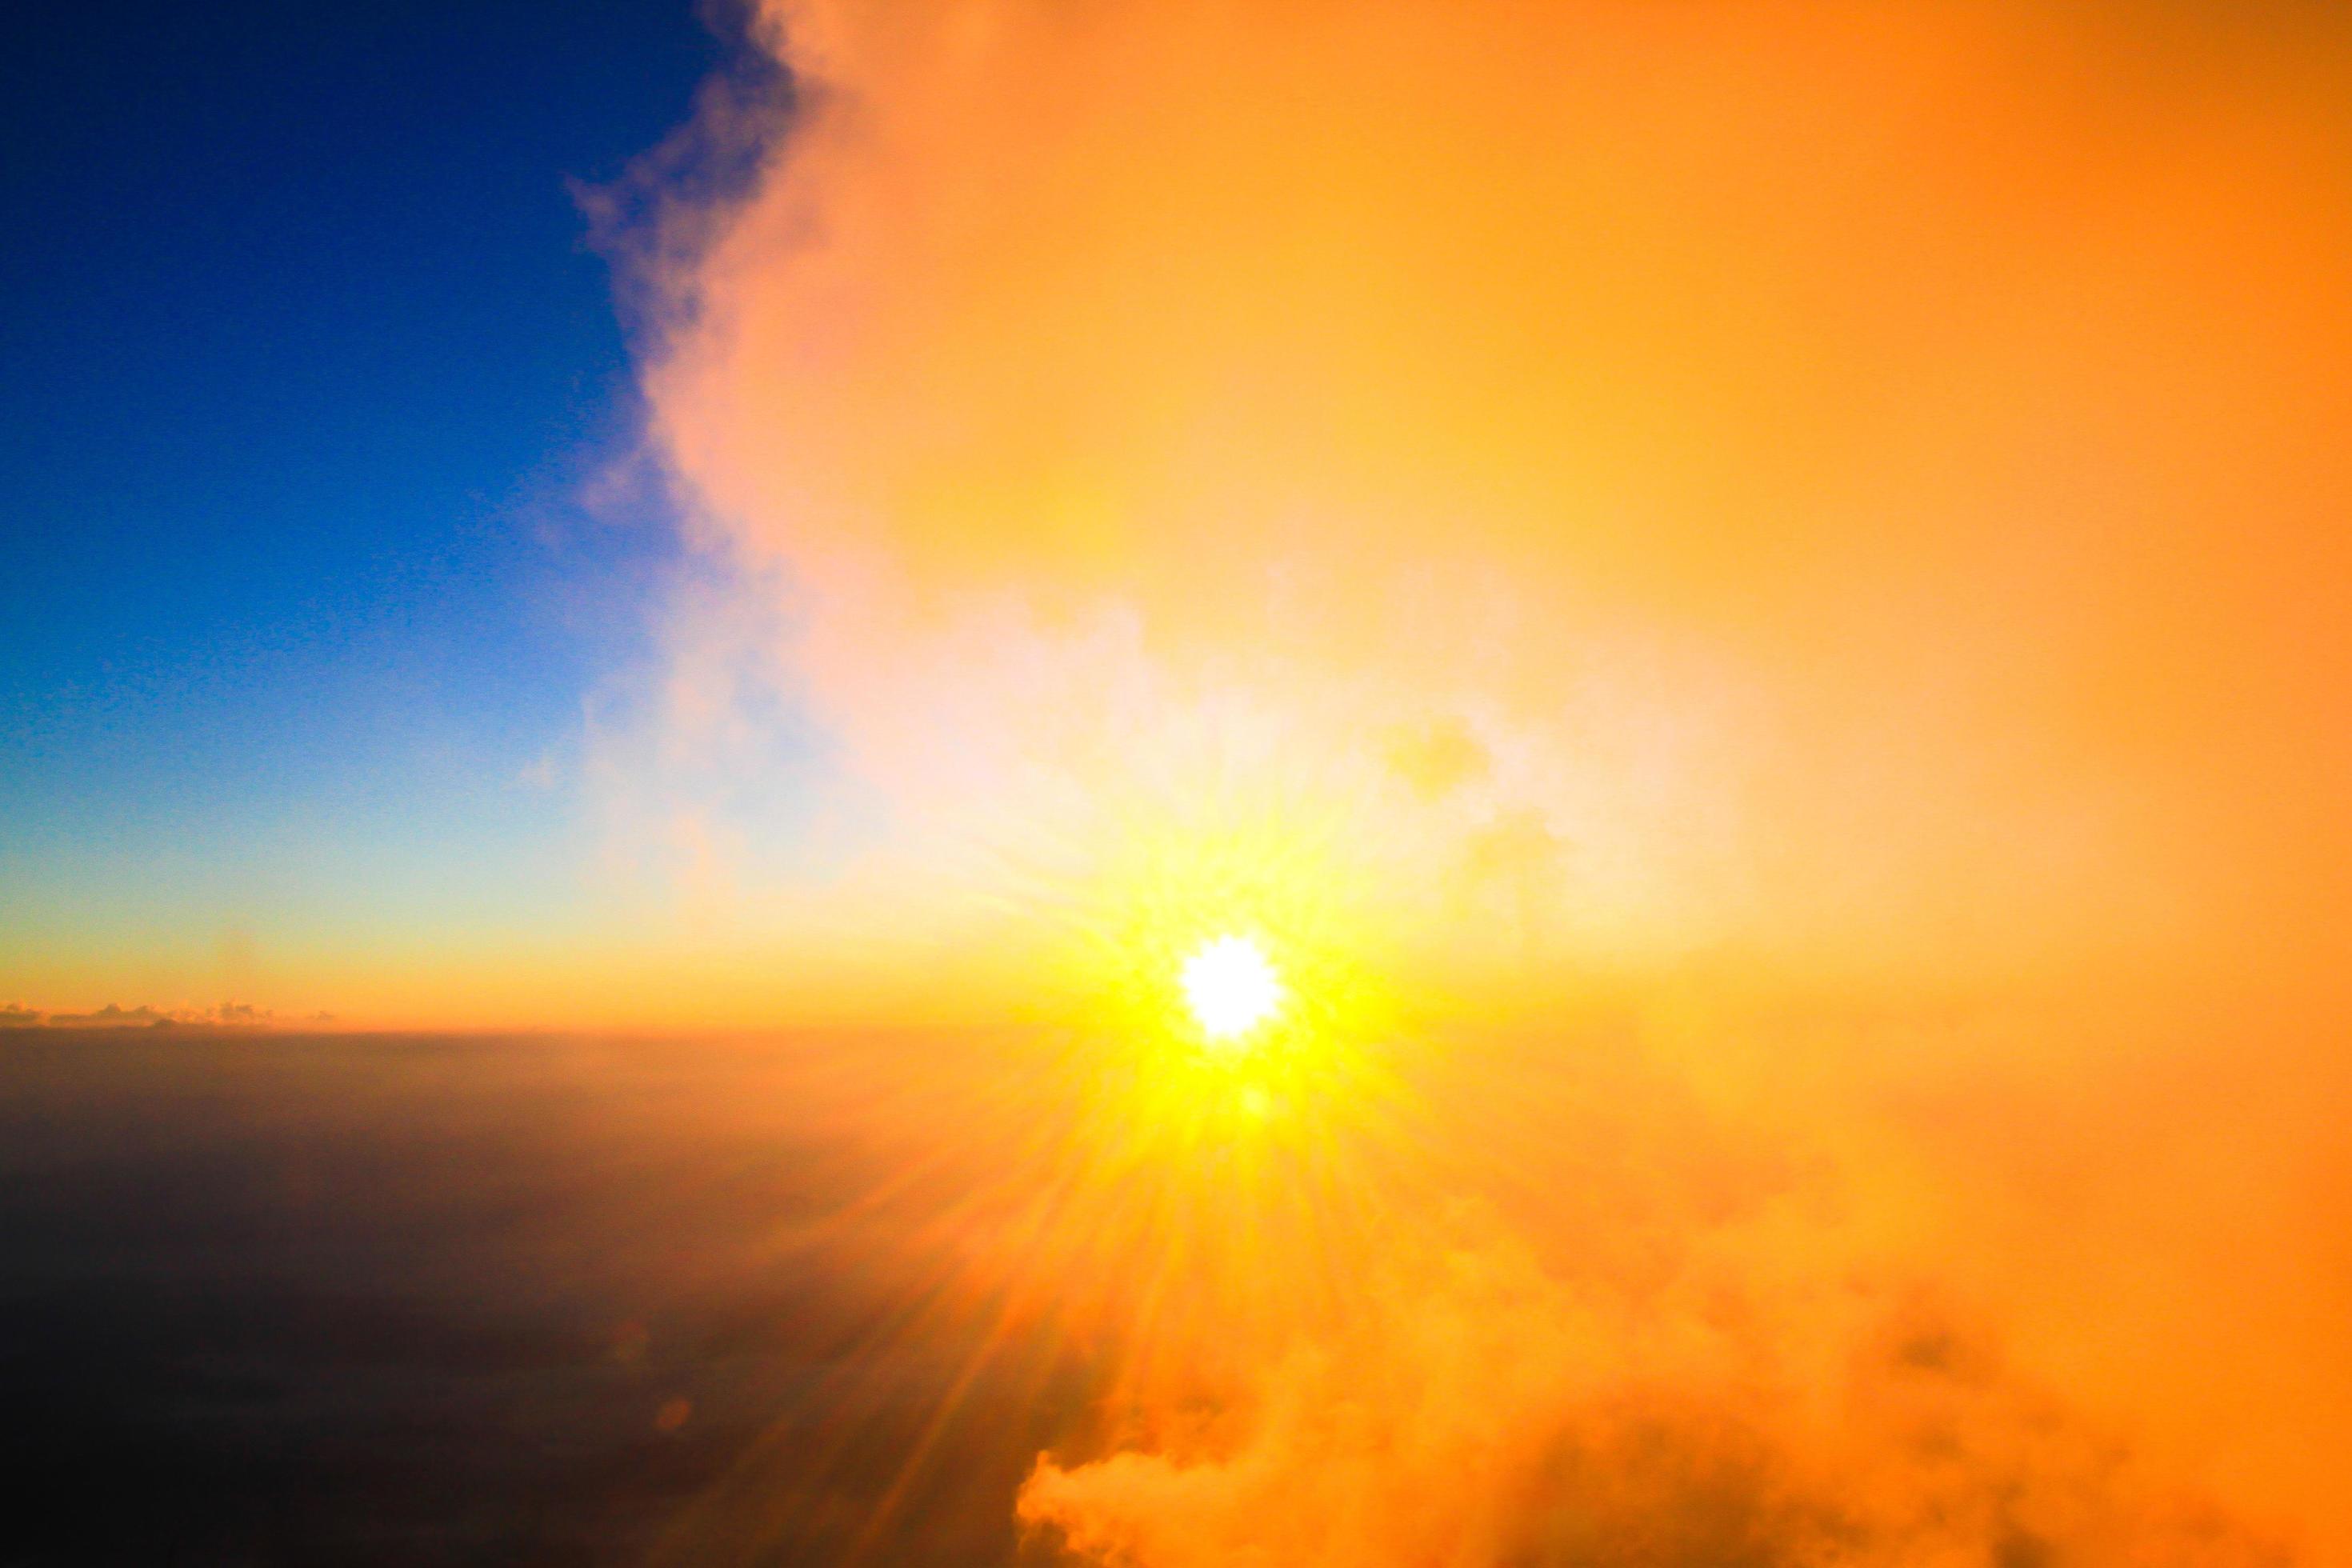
(1, 1), (730, 1005)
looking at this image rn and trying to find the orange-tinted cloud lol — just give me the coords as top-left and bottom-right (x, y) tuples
(622, 0), (2352, 992)
(1021, 1233), (2278, 1568)
(608, 1), (2352, 1558)
(6, 1001), (285, 1029)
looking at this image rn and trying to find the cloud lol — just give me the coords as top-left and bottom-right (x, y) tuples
(1382, 718), (1489, 805)
(1003, 995), (2319, 1567)
(1019, 1236), (2282, 1568)
(611, 0), (2352, 991)
(44, 1003), (183, 1028)
(1453, 807), (1568, 954)
(28, 1002), (280, 1030)
(598, 1), (2352, 1558)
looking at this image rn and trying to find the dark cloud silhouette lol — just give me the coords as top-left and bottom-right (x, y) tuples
(42, 1002), (182, 1027)
(23, 1001), (278, 1029)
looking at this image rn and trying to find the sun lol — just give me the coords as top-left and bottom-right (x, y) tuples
(1179, 934), (1284, 1046)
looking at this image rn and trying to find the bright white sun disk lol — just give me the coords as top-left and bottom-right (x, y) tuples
(1181, 934), (1284, 1043)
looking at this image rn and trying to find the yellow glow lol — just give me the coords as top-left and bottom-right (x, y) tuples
(1180, 934), (1282, 1047)
(986, 806), (1417, 1411)
(1040, 803), (1406, 1180)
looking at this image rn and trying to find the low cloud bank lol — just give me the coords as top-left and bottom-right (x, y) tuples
(2, 1001), (318, 1029)
(1022, 1214), (2278, 1568)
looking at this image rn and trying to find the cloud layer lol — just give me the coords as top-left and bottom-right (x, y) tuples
(0, 1001), (290, 1029)
(607, 2), (2352, 1560)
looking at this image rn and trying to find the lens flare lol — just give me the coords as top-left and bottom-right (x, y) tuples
(1180, 934), (1282, 1046)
